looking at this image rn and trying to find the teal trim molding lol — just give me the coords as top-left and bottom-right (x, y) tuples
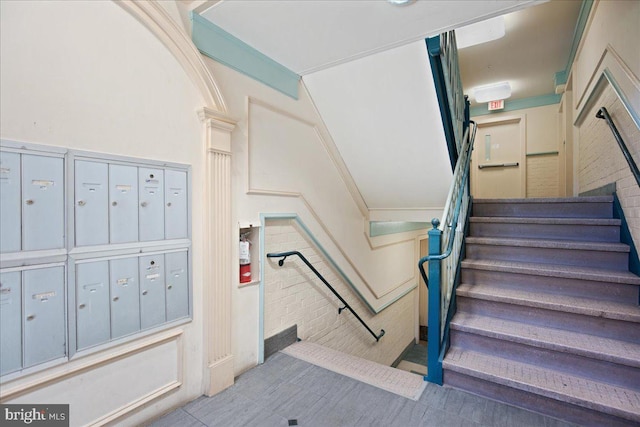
(471, 93), (562, 117)
(370, 221), (430, 237)
(191, 12), (300, 99)
(554, 0), (594, 87)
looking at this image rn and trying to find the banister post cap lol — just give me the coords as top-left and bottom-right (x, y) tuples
(431, 218), (440, 229)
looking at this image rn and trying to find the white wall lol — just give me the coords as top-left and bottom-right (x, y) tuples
(572, 0), (640, 241)
(472, 104), (561, 198)
(204, 44), (423, 375)
(0, 1), (207, 425)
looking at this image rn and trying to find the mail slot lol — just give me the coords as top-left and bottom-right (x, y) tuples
(0, 151), (21, 253)
(0, 271), (22, 375)
(76, 261), (110, 350)
(164, 169), (188, 239)
(75, 161), (109, 246)
(165, 251), (189, 321)
(109, 164), (139, 244)
(22, 154), (64, 251)
(138, 168), (164, 242)
(23, 266), (65, 368)
(110, 257), (140, 339)
(139, 255), (166, 329)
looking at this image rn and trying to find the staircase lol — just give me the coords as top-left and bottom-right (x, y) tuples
(442, 196), (640, 427)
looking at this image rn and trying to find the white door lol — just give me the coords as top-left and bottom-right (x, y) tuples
(471, 116), (525, 199)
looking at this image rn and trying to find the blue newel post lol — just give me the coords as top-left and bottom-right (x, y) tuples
(426, 218), (443, 385)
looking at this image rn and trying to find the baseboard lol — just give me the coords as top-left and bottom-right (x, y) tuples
(391, 340), (416, 368)
(579, 182), (616, 197)
(264, 324), (297, 361)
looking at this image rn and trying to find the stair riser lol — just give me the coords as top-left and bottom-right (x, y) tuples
(469, 222), (620, 242)
(443, 370), (635, 427)
(449, 332), (640, 389)
(460, 268), (640, 304)
(472, 202), (613, 218)
(465, 243), (628, 270)
(456, 297), (640, 343)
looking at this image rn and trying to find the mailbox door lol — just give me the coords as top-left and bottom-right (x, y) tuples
(139, 254), (166, 329)
(23, 266), (66, 368)
(0, 271), (22, 375)
(109, 164), (139, 244)
(138, 168), (164, 242)
(164, 170), (188, 239)
(0, 152), (21, 253)
(76, 261), (110, 350)
(110, 257), (140, 339)
(165, 251), (189, 321)
(75, 161), (109, 246)
(22, 155), (64, 251)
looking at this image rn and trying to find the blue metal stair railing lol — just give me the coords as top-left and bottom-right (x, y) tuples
(420, 31), (475, 385)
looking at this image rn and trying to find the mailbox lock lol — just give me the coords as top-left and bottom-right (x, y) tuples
(150, 174), (154, 179)
(25, 199), (34, 205)
(112, 201), (118, 206)
(77, 200), (86, 206)
(79, 303), (86, 309)
(26, 315), (35, 321)
(150, 260), (155, 265)
(167, 285), (173, 290)
(140, 201), (148, 207)
(113, 296), (119, 302)
(142, 290), (148, 296)
(167, 202), (172, 207)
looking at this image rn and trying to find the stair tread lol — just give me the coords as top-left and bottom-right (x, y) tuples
(457, 282), (640, 323)
(443, 347), (640, 422)
(469, 216), (620, 225)
(461, 259), (640, 285)
(450, 312), (640, 368)
(473, 196), (613, 204)
(465, 236), (630, 252)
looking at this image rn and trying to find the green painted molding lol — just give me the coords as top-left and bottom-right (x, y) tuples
(471, 93), (562, 117)
(191, 12), (300, 99)
(554, 0), (594, 87)
(370, 221), (430, 237)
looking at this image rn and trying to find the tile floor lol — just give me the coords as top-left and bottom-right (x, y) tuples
(148, 352), (579, 427)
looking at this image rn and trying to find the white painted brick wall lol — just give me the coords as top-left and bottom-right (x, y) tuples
(579, 85), (640, 245)
(527, 155), (559, 198)
(264, 219), (415, 366)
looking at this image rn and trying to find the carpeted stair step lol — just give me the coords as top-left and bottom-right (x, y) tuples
(472, 196), (613, 219)
(449, 312), (640, 389)
(456, 283), (640, 342)
(443, 348), (640, 426)
(465, 237), (630, 270)
(469, 216), (621, 242)
(461, 259), (640, 303)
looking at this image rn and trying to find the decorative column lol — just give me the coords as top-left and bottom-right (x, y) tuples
(198, 107), (236, 396)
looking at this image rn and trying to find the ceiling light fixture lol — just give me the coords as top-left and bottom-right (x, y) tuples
(387, 0), (415, 6)
(456, 16), (505, 49)
(473, 81), (512, 103)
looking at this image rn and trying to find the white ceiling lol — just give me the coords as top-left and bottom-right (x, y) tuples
(459, 0), (582, 106)
(202, 0), (541, 75)
(199, 0), (579, 217)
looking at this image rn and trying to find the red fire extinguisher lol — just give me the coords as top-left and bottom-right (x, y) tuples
(239, 232), (251, 283)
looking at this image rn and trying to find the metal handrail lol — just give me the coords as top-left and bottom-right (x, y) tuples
(596, 107), (640, 187)
(418, 122), (476, 288)
(266, 250), (386, 342)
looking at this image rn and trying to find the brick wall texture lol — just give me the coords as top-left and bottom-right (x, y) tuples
(527, 154), (559, 198)
(579, 85), (640, 244)
(264, 219), (415, 366)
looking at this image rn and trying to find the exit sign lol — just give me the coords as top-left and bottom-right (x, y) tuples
(488, 99), (505, 110)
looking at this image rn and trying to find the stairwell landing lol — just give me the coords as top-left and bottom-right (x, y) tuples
(443, 196), (640, 426)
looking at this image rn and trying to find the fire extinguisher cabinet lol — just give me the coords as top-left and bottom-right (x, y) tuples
(238, 224), (260, 286)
